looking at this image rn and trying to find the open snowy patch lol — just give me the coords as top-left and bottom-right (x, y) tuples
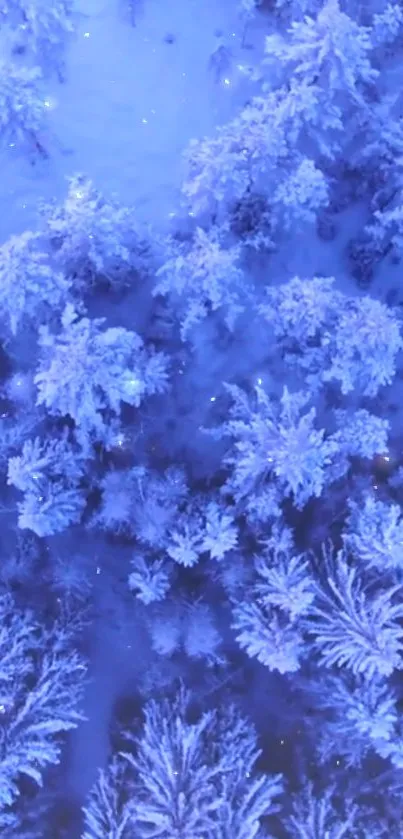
(0, 0), (263, 243)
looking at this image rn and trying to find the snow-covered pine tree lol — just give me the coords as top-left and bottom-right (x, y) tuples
(7, 434), (87, 536)
(233, 599), (306, 674)
(303, 670), (399, 767)
(367, 199), (403, 261)
(82, 756), (136, 839)
(259, 274), (341, 350)
(183, 83), (331, 232)
(232, 525), (313, 673)
(123, 689), (224, 838)
(34, 304), (169, 448)
(272, 157), (329, 229)
(206, 704), (284, 838)
(91, 468), (139, 536)
(182, 90), (292, 219)
(121, 687), (283, 838)
(264, 0), (378, 106)
(0, 231), (71, 335)
(0, 62), (48, 155)
(199, 499), (238, 561)
(344, 495), (403, 573)
(284, 783), (359, 838)
(6, 0), (75, 82)
(259, 275), (403, 396)
(146, 595), (224, 664)
(126, 466), (189, 548)
(0, 412), (40, 476)
(93, 465), (187, 541)
(137, 489), (240, 567)
(331, 408), (390, 462)
(254, 525), (315, 621)
(147, 600), (183, 657)
(128, 553), (173, 605)
(350, 92), (403, 209)
(371, 2), (403, 49)
(39, 174), (153, 291)
(7, 434), (84, 494)
(322, 295), (403, 396)
(83, 691), (283, 837)
(165, 510), (205, 567)
(270, 78), (344, 161)
(305, 545), (403, 678)
(259, 274), (342, 389)
(159, 489), (238, 569)
(14, 483), (86, 537)
(155, 226), (248, 338)
(0, 594), (86, 816)
(214, 382), (338, 510)
(229, 188), (274, 251)
(272, 0), (321, 21)
(182, 600), (224, 665)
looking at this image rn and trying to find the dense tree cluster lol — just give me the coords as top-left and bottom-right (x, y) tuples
(1, 0), (403, 835)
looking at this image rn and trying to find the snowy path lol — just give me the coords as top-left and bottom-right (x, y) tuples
(59, 546), (151, 823)
(64, 600), (146, 802)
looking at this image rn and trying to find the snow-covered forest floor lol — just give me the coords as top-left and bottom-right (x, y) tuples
(3, 0), (403, 836)
(0, 0), (253, 240)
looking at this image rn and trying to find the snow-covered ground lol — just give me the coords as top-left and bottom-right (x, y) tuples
(62, 540), (149, 805)
(0, 0), (263, 243)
